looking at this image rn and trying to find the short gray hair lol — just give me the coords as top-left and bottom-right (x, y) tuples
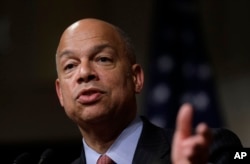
(114, 26), (136, 65)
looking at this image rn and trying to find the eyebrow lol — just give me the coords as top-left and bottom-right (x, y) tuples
(57, 43), (115, 59)
(57, 50), (73, 59)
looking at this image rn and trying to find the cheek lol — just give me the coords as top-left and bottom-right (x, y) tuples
(102, 71), (134, 97)
(60, 85), (79, 121)
(60, 82), (75, 106)
(101, 71), (126, 87)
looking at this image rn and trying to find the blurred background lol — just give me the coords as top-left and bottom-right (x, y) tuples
(0, 0), (250, 163)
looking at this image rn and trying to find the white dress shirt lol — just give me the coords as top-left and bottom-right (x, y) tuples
(82, 117), (143, 164)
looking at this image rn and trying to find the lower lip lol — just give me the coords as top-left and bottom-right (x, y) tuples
(76, 92), (103, 104)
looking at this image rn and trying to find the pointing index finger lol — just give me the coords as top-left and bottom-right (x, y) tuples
(176, 103), (194, 139)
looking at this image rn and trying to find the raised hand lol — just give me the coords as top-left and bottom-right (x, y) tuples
(171, 103), (212, 164)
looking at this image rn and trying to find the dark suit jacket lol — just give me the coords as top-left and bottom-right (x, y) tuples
(71, 117), (242, 164)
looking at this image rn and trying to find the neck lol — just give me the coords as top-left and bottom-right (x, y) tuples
(79, 114), (135, 154)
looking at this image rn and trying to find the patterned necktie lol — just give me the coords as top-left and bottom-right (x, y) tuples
(96, 155), (115, 164)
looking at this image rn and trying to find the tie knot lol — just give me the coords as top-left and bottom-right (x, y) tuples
(96, 154), (115, 164)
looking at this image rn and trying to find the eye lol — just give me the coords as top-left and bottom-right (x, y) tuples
(64, 63), (76, 71)
(96, 56), (113, 65)
(99, 57), (110, 62)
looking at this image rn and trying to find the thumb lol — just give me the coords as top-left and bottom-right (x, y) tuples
(175, 103), (194, 139)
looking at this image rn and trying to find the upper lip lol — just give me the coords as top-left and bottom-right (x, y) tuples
(76, 87), (105, 99)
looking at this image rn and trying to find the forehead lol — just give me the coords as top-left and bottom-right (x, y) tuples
(57, 20), (123, 53)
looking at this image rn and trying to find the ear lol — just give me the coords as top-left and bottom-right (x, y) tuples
(131, 64), (144, 93)
(55, 78), (64, 107)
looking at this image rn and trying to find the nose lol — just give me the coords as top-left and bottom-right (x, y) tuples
(77, 62), (98, 84)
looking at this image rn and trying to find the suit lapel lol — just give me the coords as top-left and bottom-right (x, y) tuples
(132, 117), (173, 164)
(71, 149), (86, 164)
(79, 149), (86, 164)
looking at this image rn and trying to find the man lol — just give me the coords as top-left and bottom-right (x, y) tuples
(55, 18), (242, 164)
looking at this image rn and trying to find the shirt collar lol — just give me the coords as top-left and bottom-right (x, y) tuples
(82, 117), (143, 164)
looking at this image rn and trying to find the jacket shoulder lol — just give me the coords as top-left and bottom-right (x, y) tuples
(209, 128), (243, 163)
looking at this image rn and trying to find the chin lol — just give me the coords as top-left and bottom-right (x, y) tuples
(81, 112), (113, 125)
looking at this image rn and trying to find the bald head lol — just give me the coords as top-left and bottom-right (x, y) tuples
(54, 18), (144, 129)
(56, 18), (136, 67)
